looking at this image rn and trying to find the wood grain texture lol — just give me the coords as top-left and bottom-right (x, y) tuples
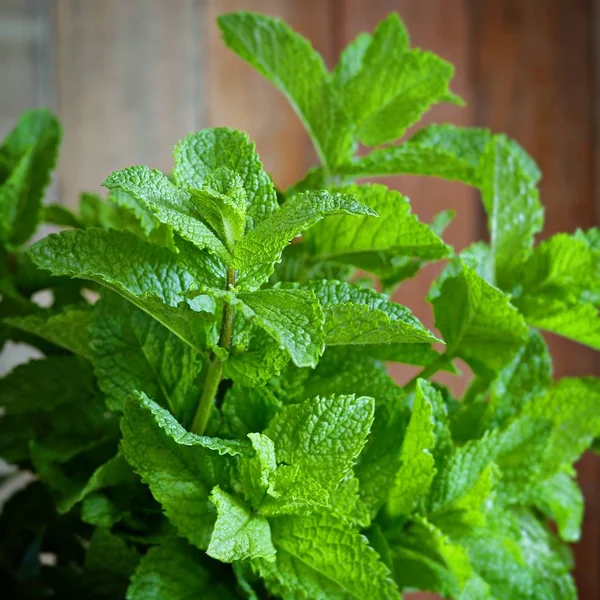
(472, 1), (600, 597)
(203, 0), (337, 189)
(55, 0), (205, 207)
(0, 0), (56, 201)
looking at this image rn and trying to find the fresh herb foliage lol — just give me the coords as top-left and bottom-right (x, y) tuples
(1, 10), (599, 600)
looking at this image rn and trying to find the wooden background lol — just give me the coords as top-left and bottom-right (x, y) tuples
(1, 0), (599, 597)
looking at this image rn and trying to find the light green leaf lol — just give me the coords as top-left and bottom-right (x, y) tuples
(89, 292), (204, 419)
(0, 109), (61, 245)
(334, 14), (409, 125)
(429, 430), (498, 513)
(238, 288), (325, 368)
(356, 50), (460, 146)
(331, 32), (373, 89)
(232, 190), (376, 280)
(263, 394), (374, 513)
(293, 279), (440, 346)
(430, 259), (528, 374)
(530, 472), (583, 543)
(187, 167), (247, 248)
(207, 486), (276, 562)
(387, 516), (473, 598)
(460, 509), (576, 600)
(340, 124), (491, 184)
(306, 184), (450, 269)
(217, 13), (353, 168)
(220, 384), (282, 438)
(103, 165), (228, 258)
(121, 392), (243, 549)
(108, 187), (177, 250)
(524, 377), (600, 469)
(479, 135), (543, 287)
(388, 379), (436, 517)
(259, 512), (399, 600)
(28, 229), (224, 350)
(511, 232), (600, 349)
(5, 306), (93, 359)
(487, 330), (552, 428)
(127, 538), (236, 600)
(239, 432), (277, 508)
(173, 127), (277, 229)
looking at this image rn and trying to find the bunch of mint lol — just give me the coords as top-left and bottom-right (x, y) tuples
(0, 11), (598, 600)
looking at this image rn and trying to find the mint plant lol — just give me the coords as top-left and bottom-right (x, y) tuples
(1, 11), (599, 600)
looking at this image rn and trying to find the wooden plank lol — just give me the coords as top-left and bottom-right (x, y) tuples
(472, 1), (600, 597)
(203, 0), (336, 189)
(55, 0), (204, 207)
(338, 0), (480, 393)
(0, 0), (56, 197)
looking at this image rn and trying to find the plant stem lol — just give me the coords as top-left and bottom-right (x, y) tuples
(404, 353), (450, 393)
(191, 267), (236, 435)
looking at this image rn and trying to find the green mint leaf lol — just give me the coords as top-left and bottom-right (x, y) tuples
(306, 184), (450, 270)
(524, 377), (600, 469)
(121, 392), (242, 549)
(188, 168), (247, 248)
(330, 32), (373, 88)
(429, 430), (498, 514)
(479, 135), (543, 287)
(340, 124), (491, 184)
(42, 203), (82, 228)
(103, 166), (228, 259)
(387, 516), (473, 598)
(292, 279), (440, 346)
(173, 127), (278, 230)
(259, 512), (399, 600)
(220, 384), (282, 438)
(223, 331), (290, 386)
(28, 229), (224, 349)
(529, 472), (583, 543)
(487, 330), (552, 428)
(356, 50), (460, 146)
(81, 493), (122, 528)
(232, 190), (376, 285)
(207, 486), (276, 562)
(85, 527), (140, 579)
(430, 258), (528, 374)
(238, 288), (325, 368)
(430, 463), (497, 537)
(511, 232), (600, 349)
(90, 292), (204, 419)
(334, 14), (409, 126)
(461, 509), (576, 600)
(5, 306), (93, 359)
(218, 13), (353, 169)
(263, 394), (374, 513)
(388, 380), (437, 517)
(108, 187), (177, 250)
(127, 538), (237, 600)
(0, 110), (61, 245)
(238, 432), (277, 507)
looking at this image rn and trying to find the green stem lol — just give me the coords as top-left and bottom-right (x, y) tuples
(191, 267), (236, 435)
(404, 353), (450, 393)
